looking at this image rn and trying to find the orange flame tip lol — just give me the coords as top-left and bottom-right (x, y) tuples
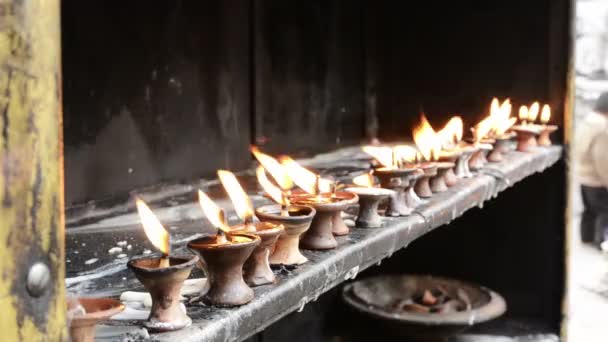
(217, 170), (254, 223)
(279, 156), (333, 194)
(256, 166), (289, 206)
(198, 190), (230, 232)
(250, 146), (294, 190)
(135, 198), (170, 255)
(540, 104), (551, 124)
(413, 114), (442, 161)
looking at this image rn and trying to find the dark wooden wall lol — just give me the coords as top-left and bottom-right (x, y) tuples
(253, 0), (365, 155)
(62, 0), (251, 204)
(62, 0), (568, 205)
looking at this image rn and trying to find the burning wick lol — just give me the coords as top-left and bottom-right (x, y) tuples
(256, 165), (291, 217)
(540, 104), (551, 125)
(218, 170), (256, 233)
(135, 198), (171, 268)
(198, 189), (231, 243)
(519, 105), (529, 126)
(353, 171), (375, 188)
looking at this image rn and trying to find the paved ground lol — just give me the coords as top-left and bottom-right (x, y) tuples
(567, 182), (608, 342)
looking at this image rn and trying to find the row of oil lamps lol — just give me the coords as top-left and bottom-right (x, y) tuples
(68, 98), (558, 341)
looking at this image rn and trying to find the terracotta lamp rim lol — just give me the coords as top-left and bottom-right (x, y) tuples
(187, 233), (261, 250)
(511, 125), (541, 135)
(289, 191), (358, 211)
(374, 167), (421, 177)
(255, 204), (316, 222)
(230, 222), (284, 237)
(344, 187), (394, 197)
(69, 297), (125, 328)
(127, 254), (199, 274)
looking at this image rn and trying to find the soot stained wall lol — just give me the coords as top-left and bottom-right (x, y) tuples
(62, 0), (251, 204)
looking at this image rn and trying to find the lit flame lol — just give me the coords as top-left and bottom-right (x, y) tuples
(491, 99), (516, 136)
(256, 166), (289, 206)
(393, 145), (418, 163)
(474, 117), (494, 143)
(438, 116), (463, 148)
(280, 156), (333, 194)
(490, 98), (500, 117)
(362, 146), (393, 167)
(250, 146), (293, 190)
(519, 105), (529, 122)
(217, 170), (254, 223)
(362, 145), (417, 168)
(353, 172), (374, 188)
(413, 115), (442, 161)
(540, 104), (551, 124)
(136, 198), (170, 255)
(198, 190), (229, 232)
(528, 102), (540, 122)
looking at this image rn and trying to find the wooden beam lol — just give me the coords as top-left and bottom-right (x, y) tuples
(0, 0), (66, 340)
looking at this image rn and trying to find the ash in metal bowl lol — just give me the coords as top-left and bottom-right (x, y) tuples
(342, 275), (506, 340)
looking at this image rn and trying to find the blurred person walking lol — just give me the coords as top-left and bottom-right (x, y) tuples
(575, 92), (608, 247)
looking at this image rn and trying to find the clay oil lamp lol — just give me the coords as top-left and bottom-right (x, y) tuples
(512, 103), (542, 152)
(538, 104), (558, 146)
(281, 156), (358, 249)
(254, 164), (315, 265)
(437, 116), (466, 187)
(429, 161), (455, 193)
(411, 115), (442, 198)
(467, 122), (494, 171)
(216, 170), (284, 287)
(189, 189), (260, 306)
(345, 171), (394, 228)
(438, 149), (461, 187)
(485, 98), (518, 162)
(468, 140), (493, 171)
(363, 145), (421, 216)
(68, 297), (125, 342)
(127, 199), (199, 331)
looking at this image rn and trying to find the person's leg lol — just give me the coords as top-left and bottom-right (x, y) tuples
(583, 186), (608, 247)
(581, 185), (598, 243)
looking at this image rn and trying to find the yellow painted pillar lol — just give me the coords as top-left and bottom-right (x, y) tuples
(0, 0), (66, 340)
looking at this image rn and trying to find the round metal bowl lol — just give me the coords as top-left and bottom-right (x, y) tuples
(342, 274), (506, 340)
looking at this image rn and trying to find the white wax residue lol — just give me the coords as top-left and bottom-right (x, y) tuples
(84, 258), (98, 265)
(116, 253), (127, 259)
(117, 241), (128, 247)
(142, 249), (152, 255)
(108, 247), (122, 254)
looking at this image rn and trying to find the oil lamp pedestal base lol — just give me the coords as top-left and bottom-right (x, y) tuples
(188, 234), (260, 307)
(386, 188), (412, 217)
(405, 186), (424, 208)
(488, 138), (511, 163)
(376, 167), (421, 216)
(293, 192), (358, 250)
(241, 225), (283, 287)
(439, 152), (460, 187)
(512, 126), (540, 152)
(255, 205), (315, 266)
(415, 176), (434, 198)
(69, 298), (125, 342)
(301, 211), (339, 249)
(538, 125), (558, 146)
(347, 188), (393, 228)
(469, 148), (490, 170)
(127, 255), (198, 331)
(430, 162), (454, 193)
(332, 211), (350, 236)
(454, 148), (476, 178)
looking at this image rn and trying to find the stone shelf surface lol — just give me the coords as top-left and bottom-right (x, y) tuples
(67, 146), (562, 342)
